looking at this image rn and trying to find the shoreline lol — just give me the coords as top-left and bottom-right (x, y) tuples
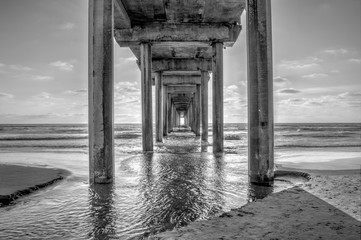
(0, 164), (71, 206)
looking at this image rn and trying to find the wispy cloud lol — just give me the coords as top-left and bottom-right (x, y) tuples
(277, 88), (301, 94)
(30, 75), (54, 81)
(273, 76), (289, 85)
(50, 61), (74, 71)
(9, 64), (33, 71)
(302, 73), (329, 79)
(348, 58), (361, 63)
(0, 92), (14, 98)
(65, 89), (87, 96)
(322, 48), (349, 55)
(60, 22), (75, 30)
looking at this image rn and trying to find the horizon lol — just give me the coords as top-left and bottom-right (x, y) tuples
(0, 0), (360, 124)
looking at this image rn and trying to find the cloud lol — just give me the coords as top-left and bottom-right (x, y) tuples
(348, 58), (361, 63)
(60, 22), (75, 30)
(0, 63), (5, 67)
(0, 92), (14, 98)
(277, 88), (301, 94)
(34, 92), (52, 99)
(273, 76), (289, 85)
(279, 61), (319, 70)
(9, 65), (33, 71)
(30, 75), (54, 81)
(302, 73), (329, 79)
(322, 48), (349, 55)
(50, 61), (74, 71)
(65, 89), (87, 95)
(227, 85), (238, 90)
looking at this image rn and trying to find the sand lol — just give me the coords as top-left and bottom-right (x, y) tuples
(151, 161), (361, 239)
(0, 164), (70, 206)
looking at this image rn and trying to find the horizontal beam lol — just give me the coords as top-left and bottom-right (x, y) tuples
(163, 75), (201, 85)
(152, 59), (212, 72)
(167, 85), (197, 94)
(115, 22), (241, 47)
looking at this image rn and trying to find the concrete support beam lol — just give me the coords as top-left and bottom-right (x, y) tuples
(167, 94), (172, 133)
(115, 23), (241, 46)
(163, 86), (168, 136)
(195, 84), (201, 136)
(247, 0), (274, 186)
(167, 85), (196, 94)
(152, 59), (212, 72)
(212, 42), (224, 152)
(88, 0), (114, 184)
(155, 72), (163, 142)
(201, 71), (209, 142)
(140, 43), (153, 151)
(114, 0), (131, 28)
(162, 75), (201, 85)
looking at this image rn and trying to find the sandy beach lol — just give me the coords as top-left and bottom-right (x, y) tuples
(151, 158), (361, 239)
(0, 164), (70, 206)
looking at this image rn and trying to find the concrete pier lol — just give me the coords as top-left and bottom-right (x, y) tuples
(88, 0), (114, 184)
(201, 72), (209, 142)
(212, 42), (224, 153)
(247, 0), (274, 186)
(195, 84), (201, 136)
(155, 72), (163, 142)
(140, 43), (153, 151)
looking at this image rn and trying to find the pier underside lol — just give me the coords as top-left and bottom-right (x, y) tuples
(88, 0), (274, 187)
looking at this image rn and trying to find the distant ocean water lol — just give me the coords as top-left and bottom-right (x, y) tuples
(0, 123), (360, 153)
(0, 123), (360, 239)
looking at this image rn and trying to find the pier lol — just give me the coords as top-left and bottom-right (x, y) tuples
(88, 0), (274, 186)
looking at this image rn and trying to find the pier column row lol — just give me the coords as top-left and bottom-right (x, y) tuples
(247, 0), (274, 186)
(163, 86), (168, 136)
(88, 0), (114, 184)
(195, 84), (201, 136)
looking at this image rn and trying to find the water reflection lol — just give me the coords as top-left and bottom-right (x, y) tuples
(139, 153), (226, 237)
(88, 183), (117, 239)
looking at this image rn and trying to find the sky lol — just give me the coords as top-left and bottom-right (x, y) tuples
(0, 0), (360, 124)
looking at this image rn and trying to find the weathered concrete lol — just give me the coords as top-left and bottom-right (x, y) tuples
(155, 72), (163, 142)
(163, 86), (168, 136)
(195, 84), (201, 136)
(152, 59), (212, 72)
(88, 0), (114, 184)
(115, 23), (241, 46)
(212, 42), (224, 153)
(247, 0), (274, 186)
(140, 43), (153, 151)
(201, 71), (209, 142)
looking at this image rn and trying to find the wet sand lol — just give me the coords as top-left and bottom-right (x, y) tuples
(0, 164), (70, 206)
(151, 159), (361, 239)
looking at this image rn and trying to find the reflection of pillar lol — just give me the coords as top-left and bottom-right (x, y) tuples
(140, 43), (153, 151)
(212, 42), (224, 153)
(89, 0), (114, 184)
(89, 184), (116, 238)
(163, 86), (168, 136)
(201, 72), (209, 142)
(195, 84), (201, 136)
(247, 0), (274, 186)
(155, 72), (163, 142)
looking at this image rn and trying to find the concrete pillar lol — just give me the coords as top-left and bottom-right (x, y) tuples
(247, 0), (274, 186)
(212, 42), (224, 152)
(201, 71), (209, 142)
(163, 86), (168, 136)
(140, 43), (153, 151)
(155, 72), (163, 142)
(88, 0), (114, 184)
(195, 84), (201, 136)
(167, 94), (172, 133)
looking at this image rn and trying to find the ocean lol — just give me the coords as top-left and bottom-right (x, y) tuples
(0, 123), (360, 239)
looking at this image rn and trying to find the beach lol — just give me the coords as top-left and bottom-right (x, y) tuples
(152, 161), (361, 239)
